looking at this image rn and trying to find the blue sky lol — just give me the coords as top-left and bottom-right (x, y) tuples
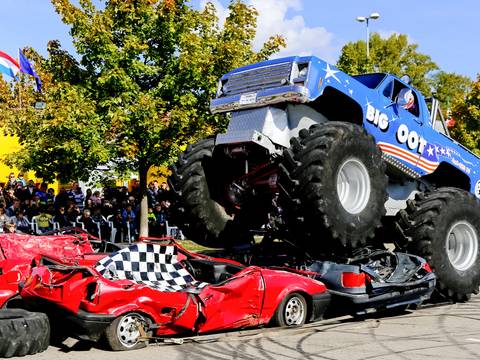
(1, 0), (478, 78)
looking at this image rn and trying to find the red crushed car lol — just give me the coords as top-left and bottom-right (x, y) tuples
(0, 230), (100, 308)
(20, 240), (330, 351)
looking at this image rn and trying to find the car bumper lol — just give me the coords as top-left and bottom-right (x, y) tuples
(309, 292), (331, 322)
(329, 279), (436, 315)
(65, 309), (116, 342)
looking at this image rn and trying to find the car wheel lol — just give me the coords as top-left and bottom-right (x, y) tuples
(397, 187), (480, 301)
(0, 309), (50, 357)
(104, 312), (151, 351)
(271, 293), (308, 327)
(279, 122), (388, 250)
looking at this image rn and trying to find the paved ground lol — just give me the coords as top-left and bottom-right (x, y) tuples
(20, 295), (480, 360)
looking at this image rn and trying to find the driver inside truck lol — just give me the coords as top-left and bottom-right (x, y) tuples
(395, 87), (417, 115)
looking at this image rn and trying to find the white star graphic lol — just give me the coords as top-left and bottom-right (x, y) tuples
(440, 147), (446, 155)
(349, 89), (353, 95)
(435, 145), (440, 153)
(427, 146), (434, 157)
(365, 97), (373, 108)
(324, 64), (341, 83)
(345, 79), (350, 85)
(446, 149), (451, 157)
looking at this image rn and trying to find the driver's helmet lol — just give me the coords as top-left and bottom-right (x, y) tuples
(396, 88), (415, 110)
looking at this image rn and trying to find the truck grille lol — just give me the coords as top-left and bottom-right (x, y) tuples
(222, 62), (293, 97)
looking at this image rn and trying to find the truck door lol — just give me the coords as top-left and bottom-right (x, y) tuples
(377, 79), (431, 175)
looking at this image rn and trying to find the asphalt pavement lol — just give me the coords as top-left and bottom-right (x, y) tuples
(20, 295), (480, 360)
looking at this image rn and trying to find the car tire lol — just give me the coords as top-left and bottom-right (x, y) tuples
(0, 309), (50, 358)
(271, 293), (308, 327)
(279, 122), (388, 250)
(397, 187), (480, 301)
(104, 312), (151, 351)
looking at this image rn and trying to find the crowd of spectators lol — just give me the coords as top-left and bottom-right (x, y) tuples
(0, 172), (175, 242)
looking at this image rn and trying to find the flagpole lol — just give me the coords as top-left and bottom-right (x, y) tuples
(18, 82), (22, 109)
(17, 49), (22, 109)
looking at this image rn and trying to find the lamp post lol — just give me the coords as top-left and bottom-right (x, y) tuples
(356, 12), (380, 59)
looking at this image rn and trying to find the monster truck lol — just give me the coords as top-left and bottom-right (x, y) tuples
(170, 56), (480, 301)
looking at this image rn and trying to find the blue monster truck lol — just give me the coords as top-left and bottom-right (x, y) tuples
(171, 56), (480, 300)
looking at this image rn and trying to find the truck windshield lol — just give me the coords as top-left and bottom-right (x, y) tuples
(353, 73), (386, 89)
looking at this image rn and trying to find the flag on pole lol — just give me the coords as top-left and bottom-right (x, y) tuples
(19, 49), (42, 92)
(0, 51), (20, 78)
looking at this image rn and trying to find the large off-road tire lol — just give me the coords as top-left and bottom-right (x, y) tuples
(170, 138), (231, 247)
(104, 312), (151, 351)
(397, 187), (480, 301)
(270, 293), (308, 327)
(170, 138), (263, 247)
(0, 309), (50, 358)
(279, 122), (388, 250)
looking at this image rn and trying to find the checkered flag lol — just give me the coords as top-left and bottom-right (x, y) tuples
(95, 243), (208, 292)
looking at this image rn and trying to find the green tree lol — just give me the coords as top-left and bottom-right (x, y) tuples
(337, 33), (438, 94)
(432, 70), (472, 106)
(450, 75), (480, 154)
(0, 0), (285, 237)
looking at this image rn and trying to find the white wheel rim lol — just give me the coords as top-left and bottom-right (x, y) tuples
(117, 313), (146, 348)
(284, 296), (305, 326)
(446, 221), (478, 271)
(336, 157), (371, 214)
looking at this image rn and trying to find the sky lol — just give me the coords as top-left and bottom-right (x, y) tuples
(1, 0), (479, 79)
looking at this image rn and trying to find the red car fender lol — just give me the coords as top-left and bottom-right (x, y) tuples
(21, 265), (100, 313)
(0, 259), (33, 307)
(258, 269), (327, 324)
(79, 278), (200, 335)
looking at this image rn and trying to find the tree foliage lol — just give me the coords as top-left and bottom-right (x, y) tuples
(450, 76), (480, 154)
(431, 70), (471, 106)
(337, 33), (438, 94)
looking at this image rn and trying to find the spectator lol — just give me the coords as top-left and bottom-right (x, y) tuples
(0, 187), (5, 208)
(35, 183), (49, 207)
(6, 199), (21, 217)
(6, 173), (16, 188)
(77, 209), (99, 237)
(85, 188), (93, 204)
(66, 203), (81, 224)
(36, 207), (53, 233)
(74, 187), (85, 211)
(147, 207), (159, 235)
(4, 218), (16, 233)
(16, 173), (26, 187)
(25, 202), (39, 220)
(112, 210), (125, 242)
(147, 182), (157, 207)
(24, 180), (36, 201)
(4, 187), (16, 208)
(46, 188), (55, 205)
(14, 183), (25, 202)
(90, 191), (102, 207)
(91, 207), (110, 240)
(153, 203), (167, 236)
(0, 206), (9, 232)
(13, 210), (30, 233)
(53, 206), (71, 228)
(54, 188), (70, 210)
(158, 182), (170, 202)
(122, 204), (137, 240)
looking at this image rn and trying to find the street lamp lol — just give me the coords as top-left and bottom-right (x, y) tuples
(356, 12), (380, 59)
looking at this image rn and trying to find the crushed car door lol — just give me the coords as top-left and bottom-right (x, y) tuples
(197, 267), (264, 333)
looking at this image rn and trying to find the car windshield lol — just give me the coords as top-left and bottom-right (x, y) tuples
(353, 73), (386, 89)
